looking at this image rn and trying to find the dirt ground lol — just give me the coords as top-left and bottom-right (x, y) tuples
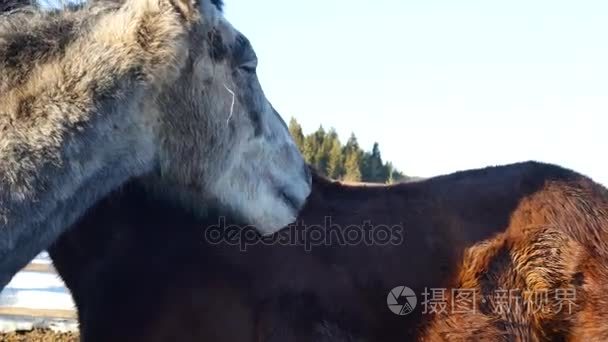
(0, 329), (79, 341)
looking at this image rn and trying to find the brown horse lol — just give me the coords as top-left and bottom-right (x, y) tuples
(420, 187), (608, 341)
(48, 161), (608, 341)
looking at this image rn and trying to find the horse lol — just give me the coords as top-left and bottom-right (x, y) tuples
(420, 186), (608, 341)
(48, 161), (608, 341)
(0, 0), (310, 290)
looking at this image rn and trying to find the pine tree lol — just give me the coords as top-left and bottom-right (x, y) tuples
(344, 133), (360, 154)
(288, 117), (305, 150)
(391, 169), (406, 182)
(313, 126), (329, 173)
(314, 125), (326, 145)
(368, 142), (385, 182)
(326, 136), (344, 179)
(288, 121), (408, 183)
(302, 134), (317, 165)
(360, 151), (372, 181)
(343, 150), (362, 182)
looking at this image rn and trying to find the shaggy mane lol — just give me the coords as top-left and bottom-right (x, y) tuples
(0, 0), (224, 14)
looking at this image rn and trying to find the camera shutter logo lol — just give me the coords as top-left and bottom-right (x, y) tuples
(387, 286), (417, 315)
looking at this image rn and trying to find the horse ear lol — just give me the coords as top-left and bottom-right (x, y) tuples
(169, 0), (199, 23)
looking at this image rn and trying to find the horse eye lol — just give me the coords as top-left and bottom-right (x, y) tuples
(239, 59), (258, 73)
(234, 34), (257, 73)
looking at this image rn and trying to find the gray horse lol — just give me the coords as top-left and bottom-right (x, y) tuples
(0, 0), (311, 290)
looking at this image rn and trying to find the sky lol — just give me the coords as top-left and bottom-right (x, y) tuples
(223, 0), (608, 186)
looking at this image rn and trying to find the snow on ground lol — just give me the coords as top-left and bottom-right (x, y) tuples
(0, 253), (77, 332)
(0, 271), (74, 311)
(31, 251), (52, 264)
(0, 315), (78, 333)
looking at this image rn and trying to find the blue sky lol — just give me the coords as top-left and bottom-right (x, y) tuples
(224, 0), (608, 185)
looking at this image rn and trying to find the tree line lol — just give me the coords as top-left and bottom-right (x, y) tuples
(288, 118), (407, 183)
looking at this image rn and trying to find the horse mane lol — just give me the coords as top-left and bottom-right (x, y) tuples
(0, 0), (224, 14)
(0, 0), (29, 13)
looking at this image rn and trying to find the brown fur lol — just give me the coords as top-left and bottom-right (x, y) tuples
(48, 161), (608, 341)
(420, 180), (608, 341)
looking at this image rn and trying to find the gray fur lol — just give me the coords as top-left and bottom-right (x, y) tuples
(0, 0), (311, 290)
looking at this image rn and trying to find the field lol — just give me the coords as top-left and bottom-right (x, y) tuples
(0, 254), (78, 341)
(0, 329), (78, 341)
